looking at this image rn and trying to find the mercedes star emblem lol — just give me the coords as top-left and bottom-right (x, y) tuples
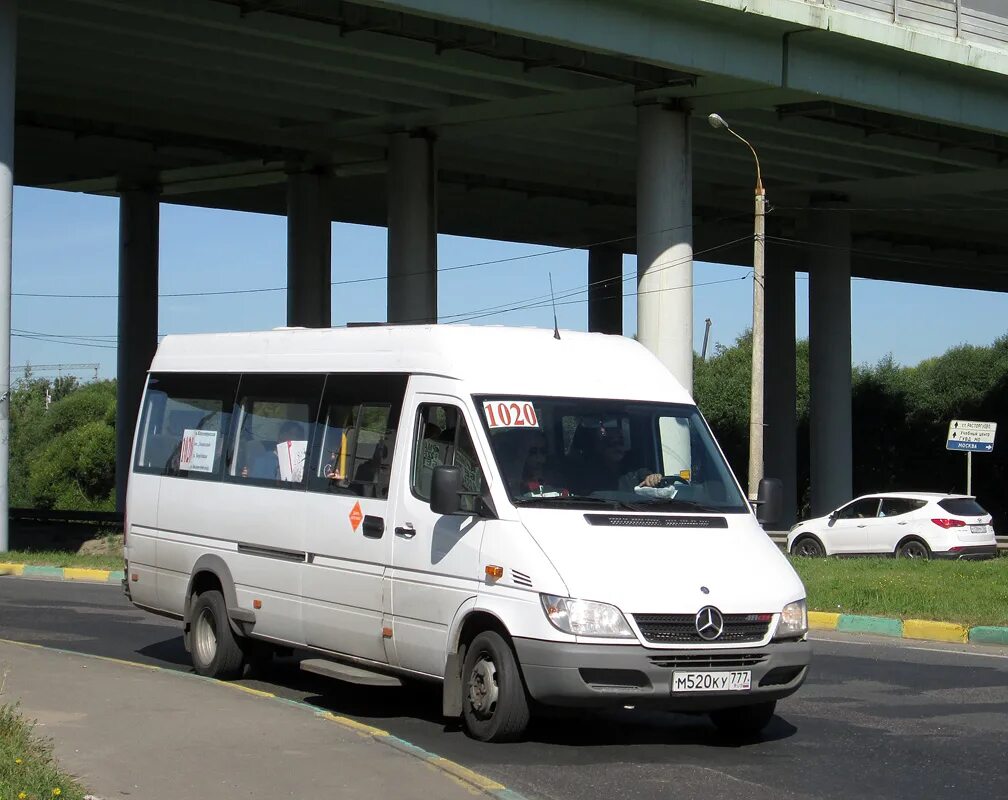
(695, 606), (725, 641)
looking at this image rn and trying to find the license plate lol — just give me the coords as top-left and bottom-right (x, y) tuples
(971, 525), (987, 533)
(672, 670), (751, 693)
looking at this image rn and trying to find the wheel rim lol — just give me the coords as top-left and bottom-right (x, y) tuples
(902, 542), (927, 559)
(797, 539), (821, 557)
(194, 605), (218, 666)
(467, 653), (499, 720)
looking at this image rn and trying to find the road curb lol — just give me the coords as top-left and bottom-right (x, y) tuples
(0, 562), (123, 584)
(810, 610), (1006, 645)
(0, 637), (534, 800)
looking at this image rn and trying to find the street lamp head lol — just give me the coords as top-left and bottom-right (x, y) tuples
(707, 113), (726, 130)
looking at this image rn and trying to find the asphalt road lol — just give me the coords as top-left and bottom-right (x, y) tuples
(1, 577), (1006, 800)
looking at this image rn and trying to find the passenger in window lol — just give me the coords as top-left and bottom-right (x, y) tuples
(516, 432), (569, 497)
(243, 421), (307, 482)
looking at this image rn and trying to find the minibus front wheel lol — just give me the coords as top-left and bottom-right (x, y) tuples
(190, 589), (246, 680)
(461, 630), (530, 742)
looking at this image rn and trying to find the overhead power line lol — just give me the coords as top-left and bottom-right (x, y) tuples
(11, 213), (753, 301)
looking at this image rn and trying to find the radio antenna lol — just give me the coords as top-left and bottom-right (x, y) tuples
(549, 273), (561, 340)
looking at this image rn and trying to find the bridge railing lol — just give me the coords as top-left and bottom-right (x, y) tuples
(821, 1), (1008, 50)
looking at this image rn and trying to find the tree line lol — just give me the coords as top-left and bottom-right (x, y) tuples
(695, 333), (1008, 529)
(10, 334), (1007, 529)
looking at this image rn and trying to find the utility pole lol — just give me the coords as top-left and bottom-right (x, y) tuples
(749, 185), (766, 502)
(700, 318), (712, 360)
(708, 113), (766, 501)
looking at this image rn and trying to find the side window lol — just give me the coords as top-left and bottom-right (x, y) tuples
(133, 373), (238, 481)
(224, 374), (324, 490)
(836, 498), (880, 519)
(307, 374), (407, 499)
(412, 404), (486, 513)
(879, 498), (926, 517)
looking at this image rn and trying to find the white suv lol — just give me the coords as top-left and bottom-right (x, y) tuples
(788, 493), (997, 560)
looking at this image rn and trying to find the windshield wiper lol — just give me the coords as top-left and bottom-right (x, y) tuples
(513, 495), (637, 510)
(630, 498), (724, 513)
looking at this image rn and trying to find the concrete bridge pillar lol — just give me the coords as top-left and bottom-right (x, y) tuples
(587, 246), (623, 335)
(387, 132), (437, 324)
(115, 187), (160, 511)
(809, 202), (853, 516)
(0, 0), (15, 550)
(636, 103), (693, 391)
(287, 171), (332, 328)
(764, 261), (798, 527)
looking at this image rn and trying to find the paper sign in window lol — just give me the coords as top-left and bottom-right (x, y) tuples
(483, 401), (539, 429)
(277, 440), (307, 483)
(179, 429), (217, 473)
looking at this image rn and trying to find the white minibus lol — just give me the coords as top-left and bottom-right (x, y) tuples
(124, 325), (810, 742)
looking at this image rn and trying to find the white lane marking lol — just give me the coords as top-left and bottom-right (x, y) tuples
(809, 634), (1008, 660)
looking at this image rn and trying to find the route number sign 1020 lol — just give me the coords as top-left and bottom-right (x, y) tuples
(484, 401), (539, 429)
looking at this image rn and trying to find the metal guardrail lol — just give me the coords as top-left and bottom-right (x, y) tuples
(9, 508), (122, 527)
(825, 1), (1008, 50)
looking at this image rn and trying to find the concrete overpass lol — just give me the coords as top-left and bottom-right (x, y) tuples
(2, 0), (1008, 545)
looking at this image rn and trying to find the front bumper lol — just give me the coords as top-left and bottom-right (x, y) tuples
(934, 544), (998, 560)
(513, 637), (810, 710)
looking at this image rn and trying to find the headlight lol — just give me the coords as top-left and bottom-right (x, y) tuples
(775, 599), (808, 639)
(540, 594), (636, 638)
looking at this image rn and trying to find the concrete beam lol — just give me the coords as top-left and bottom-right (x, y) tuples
(0, 0), (14, 551)
(116, 187), (159, 512)
(636, 103), (693, 391)
(287, 172), (332, 328)
(808, 201), (853, 517)
(587, 246), (623, 335)
(359, 0), (1008, 135)
(387, 132), (437, 324)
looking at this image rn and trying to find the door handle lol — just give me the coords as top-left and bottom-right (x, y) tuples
(898, 521), (908, 525)
(857, 524), (867, 528)
(362, 515), (385, 539)
(395, 524), (416, 539)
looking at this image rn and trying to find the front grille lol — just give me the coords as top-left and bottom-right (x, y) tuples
(649, 653), (768, 669)
(633, 613), (771, 644)
(585, 514), (728, 528)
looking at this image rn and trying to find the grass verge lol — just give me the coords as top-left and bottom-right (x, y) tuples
(791, 556), (1008, 628)
(0, 551), (121, 571)
(0, 703), (88, 800)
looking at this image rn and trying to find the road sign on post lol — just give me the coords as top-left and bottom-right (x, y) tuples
(946, 420), (996, 495)
(946, 420), (996, 452)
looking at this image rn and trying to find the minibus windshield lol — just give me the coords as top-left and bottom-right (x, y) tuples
(475, 396), (750, 513)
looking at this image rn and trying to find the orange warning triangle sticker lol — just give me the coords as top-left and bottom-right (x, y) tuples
(349, 501), (364, 532)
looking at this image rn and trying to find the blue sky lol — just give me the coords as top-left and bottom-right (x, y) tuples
(10, 186), (1008, 381)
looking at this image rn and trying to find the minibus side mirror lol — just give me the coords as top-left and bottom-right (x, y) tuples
(755, 478), (782, 528)
(430, 465), (462, 515)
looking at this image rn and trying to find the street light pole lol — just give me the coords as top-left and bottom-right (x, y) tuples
(708, 113), (766, 501)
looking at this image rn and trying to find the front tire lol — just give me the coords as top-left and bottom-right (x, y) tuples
(190, 589), (246, 679)
(461, 630), (530, 743)
(709, 700), (777, 737)
(791, 535), (825, 558)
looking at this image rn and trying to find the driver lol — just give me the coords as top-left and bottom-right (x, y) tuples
(589, 427), (663, 492)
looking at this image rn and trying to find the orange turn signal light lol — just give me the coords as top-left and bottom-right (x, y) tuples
(382, 626), (393, 638)
(253, 599), (262, 610)
(485, 565), (504, 580)
(130, 573), (138, 582)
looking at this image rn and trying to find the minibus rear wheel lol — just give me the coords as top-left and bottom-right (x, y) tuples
(708, 700), (776, 738)
(190, 589), (246, 680)
(461, 630), (530, 743)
